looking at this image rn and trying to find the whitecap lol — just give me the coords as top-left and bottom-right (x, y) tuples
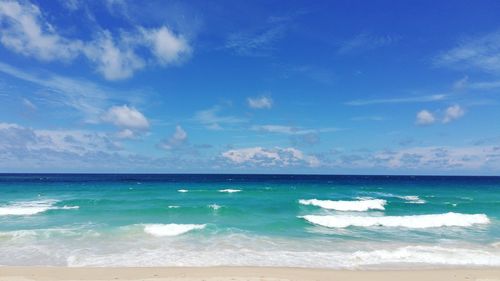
(301, 212), (490, 229)
(208, 204), (221, 210)
(167, 205), (180, 209)
(0, 199), (78, 216)
(400, 195), (426, 204)
(143, 224), (206, 237)
(218, 189), (241, 193)
(177, 189), (188, 193)
(299, 198), (386, 211)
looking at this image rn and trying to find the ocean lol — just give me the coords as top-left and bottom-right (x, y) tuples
(0, 174), (499, 268)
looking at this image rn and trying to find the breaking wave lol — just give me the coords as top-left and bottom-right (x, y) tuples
(0, 200), (79, 216)
(218, 189), (241, 193)
(301, 212), (490, 228)
(299, 198), (386, 211)
(143, 224), (206, 237)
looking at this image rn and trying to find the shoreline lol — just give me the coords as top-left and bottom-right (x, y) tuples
(1, 266), (499, 281)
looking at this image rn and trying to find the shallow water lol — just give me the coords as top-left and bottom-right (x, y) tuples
(0, 174), (499, 268)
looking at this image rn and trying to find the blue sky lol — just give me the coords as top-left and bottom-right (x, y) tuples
(1, 0), (500, 174)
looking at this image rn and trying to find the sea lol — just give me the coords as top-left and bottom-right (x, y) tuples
(0, 174), (499, 268)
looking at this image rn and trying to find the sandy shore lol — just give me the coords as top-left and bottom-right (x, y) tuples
(0, 267), (499, 281)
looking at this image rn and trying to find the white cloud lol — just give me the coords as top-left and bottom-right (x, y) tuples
(0, 122), (121, 155)
(225, 18), (288, 56)
(252, 124), (339, 135)
(22, 98), (36, 110)
(159, 125), (188, 149)
(452, 75), (469, 90)
(193, 106), (245, 130)
(252, 125), (295, 134)
(0, 1), (82, 61)
(443, 104), (465, 123)
(84, 31), (145, 80)
(101, 105), (149, 130)
(415, 110), (436, 125)
(321, 145), (500, 172)
(0, 1), (192, 80)
(142, 26), (191, 65)
(222, 146), (320, 167)
(0, 61), (107, 121)
(436, 30), (500, 73)
(346, 94), (447, 106)
(338, 33), (398, 54)
(415, 105), (465, 126)
(374, 146), (500, 171)
(247, 96), (273, 109)
(116, 128), (135, 139)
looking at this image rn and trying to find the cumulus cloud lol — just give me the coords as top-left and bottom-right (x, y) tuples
(159, 125), (188, 149)
(416, 105), (465, 125)
(101, 105), (149, 130)
(83, 31), (145, 80)
(247, 96), (273, 109)
(0, 0), (192, 80)
(443, 105), (465, 123)
(222, 146), (320, 167)
(142, 26), (191, 65)
(415, 110), (436, 125)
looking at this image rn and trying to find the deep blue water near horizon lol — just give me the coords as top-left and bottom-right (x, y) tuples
(1, 174), (499, 268)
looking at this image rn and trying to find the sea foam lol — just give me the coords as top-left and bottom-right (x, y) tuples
(177, 189), (188, 193)
(0, 200), (78, 216)
(208, 204), (221, 210)
(400, 195), (426, 204)
(219, 189), (241, 193)
(301, 212), (490, 228)
(299, 198), (386, 211)
(143, 224), (206, 237)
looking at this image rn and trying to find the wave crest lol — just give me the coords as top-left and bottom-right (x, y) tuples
(0, 200), (78, 216)
(299, 198), (386, 211)
(301, 212), (490, 228)
(219, 189), (241, 193)
(143, 224), (206, 237)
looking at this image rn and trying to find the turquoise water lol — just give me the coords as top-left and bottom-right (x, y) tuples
(0, 174), (499, 268)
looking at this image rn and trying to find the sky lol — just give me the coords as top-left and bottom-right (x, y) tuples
(1, 0), (500, 174)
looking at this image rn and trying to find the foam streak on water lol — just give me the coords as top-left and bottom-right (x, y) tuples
(299, 198), (386, 211)
(301, 212), (490, 228)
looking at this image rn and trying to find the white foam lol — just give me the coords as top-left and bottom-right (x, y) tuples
(299, 198), (386, 211)
(208, 204), (221, 210)
(0, 200), (78, 216)
(63, 244), (500, 268)
(143, 224), (206, 237)
(167, 205), (180, 209)
(177, 189), (188, 193)
(301, 212), (490, 229)
(219, 189), (241, 193)
(400, 195), (426, 204)
(60, 205), (80, 210)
